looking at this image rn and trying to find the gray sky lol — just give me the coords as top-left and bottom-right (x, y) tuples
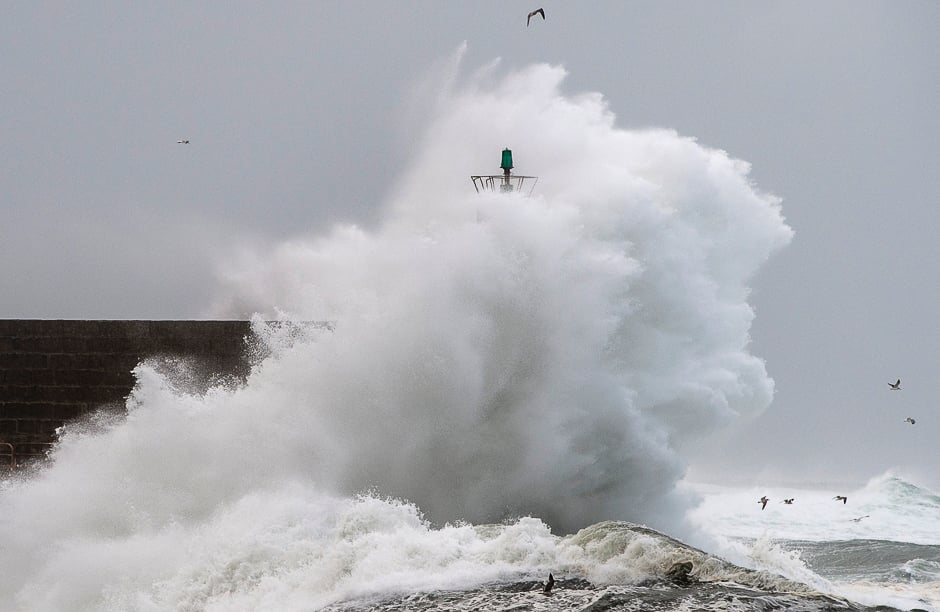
(2, 2), (939, 488)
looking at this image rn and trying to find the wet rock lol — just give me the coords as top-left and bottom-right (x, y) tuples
(665, 561), (696, 586)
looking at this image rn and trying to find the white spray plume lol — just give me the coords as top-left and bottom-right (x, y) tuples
(210, 60), (791, 531)
(0, 57), (791, 608)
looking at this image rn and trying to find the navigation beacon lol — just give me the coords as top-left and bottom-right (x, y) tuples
(470, 148), (538, 195)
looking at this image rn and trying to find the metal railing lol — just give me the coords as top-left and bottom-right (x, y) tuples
(470, 174), (539, 196)
(0, 442), (55, 469)
(0, 443), (13, 470)
(12, 443), (54, 467)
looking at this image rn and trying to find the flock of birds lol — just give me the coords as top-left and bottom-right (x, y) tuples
(757, 493), (863, 519)
(756, 378), (917, 516)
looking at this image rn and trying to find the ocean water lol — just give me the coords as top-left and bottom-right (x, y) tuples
(2, 54), (929, 610)
(687, 474), (940, 611)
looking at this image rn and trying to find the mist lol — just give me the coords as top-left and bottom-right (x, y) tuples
(209, 58), (792, 530)
(0, 58), (791, 608)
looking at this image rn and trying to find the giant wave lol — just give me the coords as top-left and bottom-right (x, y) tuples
(0, 53), (799, 610)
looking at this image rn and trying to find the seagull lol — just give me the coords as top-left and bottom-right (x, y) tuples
(834, 495), (848, 504)
(851, 515), (870, 522)
(905, 417), (916, 425)
(542, 572), (554, 594)
(177, 139), (190, 144)
(758, 496), (770, 510)
(782, 498), (795, 505)
(527, 8), (545, 26)
(889, 379), (901, 390)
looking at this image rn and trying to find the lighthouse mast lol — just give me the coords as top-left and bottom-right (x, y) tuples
(471, 148), (538, 195)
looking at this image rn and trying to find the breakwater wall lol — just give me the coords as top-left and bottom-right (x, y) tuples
(0, 320), (254, 469)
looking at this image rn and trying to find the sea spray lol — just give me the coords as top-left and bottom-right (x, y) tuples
(0, 57), (791, 609)
(209, 60), (791, 535)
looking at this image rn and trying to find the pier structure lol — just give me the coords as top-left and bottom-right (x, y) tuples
(0, 320), (254, 469)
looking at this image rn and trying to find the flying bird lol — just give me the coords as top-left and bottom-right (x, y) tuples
(851, 515), (870, 522)
(905, 417), (916, 425)
(834, 495), (848, 504)
(527, 8), (545, 26)
(177, 139), (190, 144)
(542, 572), (555, 594)
(889, 379), (901, 390)
(758, 496), (770, 510)
(782, 498), (795, 505)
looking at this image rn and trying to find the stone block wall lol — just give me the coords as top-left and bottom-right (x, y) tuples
(0, 320), (254, 469)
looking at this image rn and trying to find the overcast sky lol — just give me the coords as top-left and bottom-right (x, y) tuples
(2, 1), (939, 488)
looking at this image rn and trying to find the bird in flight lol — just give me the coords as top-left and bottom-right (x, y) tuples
(834, 495), (848, 504)
(889, 379), (901, 390)
(527, 8), (545, 26)
(850, 515), (870, 522)
(177, 139), (190, 144)
(905, 417), (916, 425)
(758, 496), (770, 510)
(782, 498), (795, 505)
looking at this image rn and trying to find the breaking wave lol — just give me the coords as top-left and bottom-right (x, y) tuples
(0, 52), (792, 610)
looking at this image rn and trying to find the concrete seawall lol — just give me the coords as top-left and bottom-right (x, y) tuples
(0, 320), (254, 469)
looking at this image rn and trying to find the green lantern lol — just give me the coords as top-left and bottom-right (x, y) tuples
(500, 148), (514, 171)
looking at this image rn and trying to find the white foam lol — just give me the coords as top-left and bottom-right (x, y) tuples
(1, 54), (791, 609)
(207, 57), (790, 536)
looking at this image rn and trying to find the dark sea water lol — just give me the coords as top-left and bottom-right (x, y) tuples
(793, 539), (940, 584)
